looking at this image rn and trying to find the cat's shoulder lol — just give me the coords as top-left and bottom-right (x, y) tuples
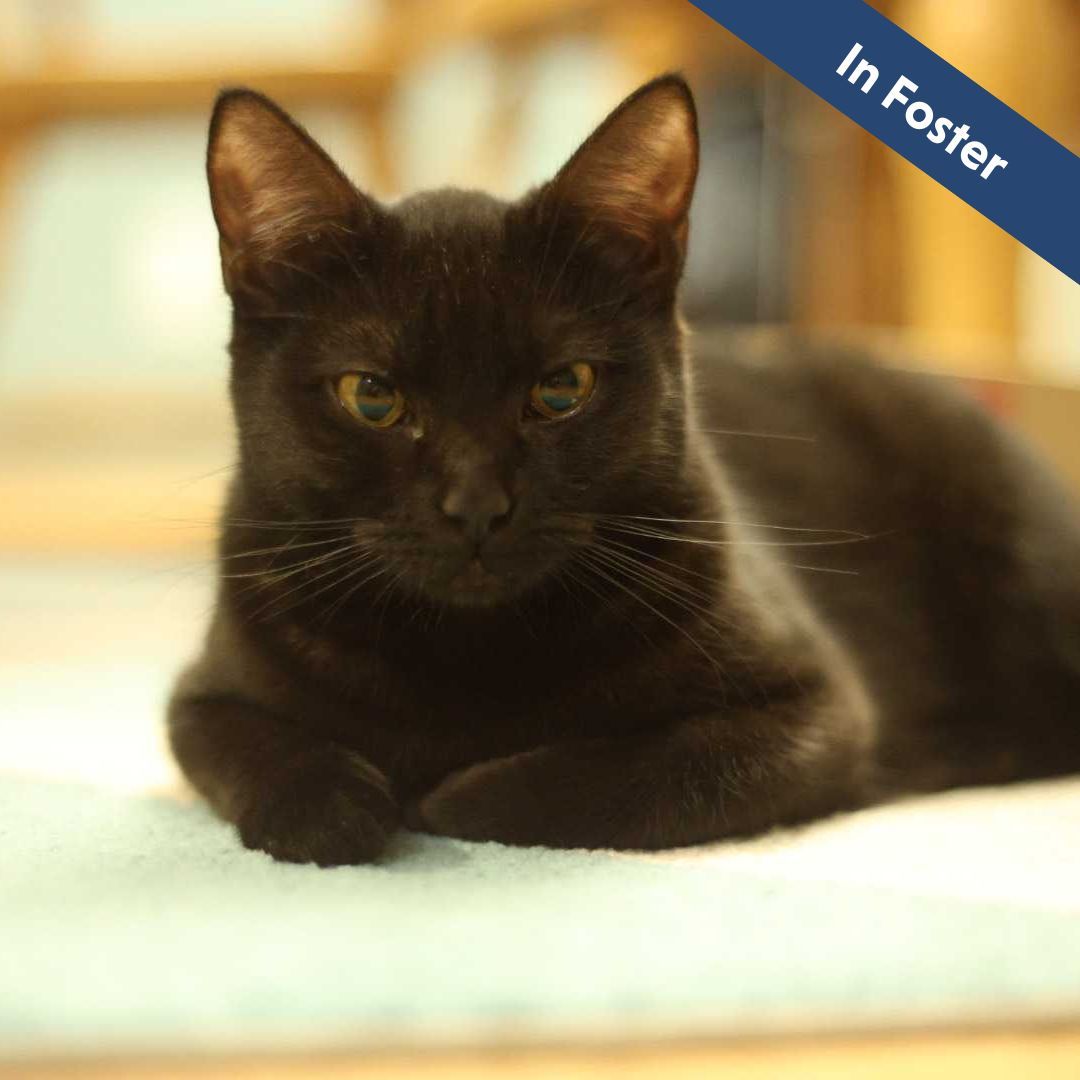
(687, 324), (982, 418)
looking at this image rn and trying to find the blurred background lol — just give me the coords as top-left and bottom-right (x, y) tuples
(2, 6), (1080, 1075)
(1, 0), (1079, 558)
(0, 0), (1078, 787)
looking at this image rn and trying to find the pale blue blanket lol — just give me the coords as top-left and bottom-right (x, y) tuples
(3, 772), (1080, 1063)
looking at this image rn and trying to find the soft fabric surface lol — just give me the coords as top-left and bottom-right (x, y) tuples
(3, 774), (1080, 1061)
(2, 558), (1080, 1061)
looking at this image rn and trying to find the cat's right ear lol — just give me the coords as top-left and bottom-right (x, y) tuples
(206, 89), (366, 299)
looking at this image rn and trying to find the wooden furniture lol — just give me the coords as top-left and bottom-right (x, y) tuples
(797, 0), (1079, 376)
(5, 1025), (1080, 1080)
(2, 0), (1076, 371)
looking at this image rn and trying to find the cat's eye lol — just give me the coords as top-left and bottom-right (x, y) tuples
(529, 362), (596, 420)
(335, 372), (406, 428)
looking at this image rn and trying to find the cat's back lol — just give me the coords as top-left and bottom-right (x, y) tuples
(689, 327), (1076, 549)
(690, 328), (1080, 790)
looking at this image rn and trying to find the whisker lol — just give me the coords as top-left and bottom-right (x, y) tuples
(559, 561), (662, 654)
(324, 228), (371, 289)
(260, 253), (334, 291)
(543, 214), (597, 309)
(371, 567), (409, 642)
(574, 294), (630, 318)
(608, 514), (867, 538)
(587, 546), (734, 633)
(582, 546), (765, 702)
(246, 546), (369, 621)
(317, 559), (391, 626)
(266, 555), (382, 623)
(780, 563), (861, 577)
(221, 542), (358, 584)
(590, 541), (719, 609)
(596, 534), (721, 587)
(577, 548), (723, 677)
(161, 535), (350, 583)
(225, 516), (377, 530)
(603, 521), (876, 549)
(218, 535), (351, 564)
(170, 463), (238, 490)
(697, 427), (817, 443)
(161, 516), (376, 534)
(531, 189), (565, 305)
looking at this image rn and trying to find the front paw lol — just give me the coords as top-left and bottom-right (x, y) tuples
(238, 745), (398, 866)
(409, 757), (531, 844)
(410, 747), (628, 849)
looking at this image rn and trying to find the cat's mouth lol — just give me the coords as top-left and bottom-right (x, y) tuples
(437, 555), (518, 607)
(373, 527), (587, 609)
(401, 545), (559, 608)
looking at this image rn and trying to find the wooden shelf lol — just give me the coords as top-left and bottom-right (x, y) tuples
(0, 64), (392, 123)
(6, 1026), (1080, 1080)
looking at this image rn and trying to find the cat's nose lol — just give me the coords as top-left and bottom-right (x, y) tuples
(440, 473), (513, 543)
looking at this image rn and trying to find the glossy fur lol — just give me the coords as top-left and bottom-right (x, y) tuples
(169, 76), (1080, 865)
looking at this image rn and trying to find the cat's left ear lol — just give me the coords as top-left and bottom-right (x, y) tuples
(548, 74), (699, 263)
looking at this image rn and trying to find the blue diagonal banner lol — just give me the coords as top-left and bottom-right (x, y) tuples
(689, 0), (1080, 285)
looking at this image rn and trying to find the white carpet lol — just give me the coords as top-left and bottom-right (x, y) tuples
(2, 558), (1079, 1062)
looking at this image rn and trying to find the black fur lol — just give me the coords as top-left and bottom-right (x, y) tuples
(169, 76), (1080, 865)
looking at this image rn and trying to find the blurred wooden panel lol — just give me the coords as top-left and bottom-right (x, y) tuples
(876, 0), (1077, 374)
(6, 1026), (1080, 1080)
(0, 458), (225, 555)
(1, 0), (1078, 385)
(788, 95), (903, 334)
(0, 391), (230, 556)
(0, 65), (391, 123)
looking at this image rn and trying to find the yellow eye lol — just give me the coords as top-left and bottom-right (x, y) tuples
(529, 362), (596, 420)
(335, 372), (406, 428)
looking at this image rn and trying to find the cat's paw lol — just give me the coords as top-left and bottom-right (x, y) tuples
(237, 745), (398, 866)
(408, 755), (540, 844)
(409, 746), (626, 849)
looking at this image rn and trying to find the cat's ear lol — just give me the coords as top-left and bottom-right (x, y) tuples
(206, 89), (365, 297)
(549, 74), (699, 258)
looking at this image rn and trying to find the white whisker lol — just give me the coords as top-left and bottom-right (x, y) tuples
(610, 514), (866, 538)
(602, 521), (875, 549)
(697, 427), (816, 443)
(781, 563), (861, 577)
(246, 546), (370, 621)
(577, 548), (724, 677)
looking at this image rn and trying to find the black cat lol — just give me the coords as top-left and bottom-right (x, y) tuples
(169, 75), (1080, 866)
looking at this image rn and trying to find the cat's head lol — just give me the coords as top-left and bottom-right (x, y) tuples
(208, 76), (699, 609)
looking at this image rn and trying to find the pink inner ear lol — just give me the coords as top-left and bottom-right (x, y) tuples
(208, 98), (356, 261)
(209, 161), (256, 250)
(556, 84), (698, 240)
(644, 106), (698, 222)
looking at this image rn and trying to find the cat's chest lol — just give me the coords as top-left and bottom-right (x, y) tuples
(288, 621), (717, 787)
(262, 596), (736, 794)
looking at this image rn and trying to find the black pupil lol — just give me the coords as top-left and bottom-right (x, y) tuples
(360, 374), (391, 397)
(544, 369), (579, 390)
(354, 373), (396, 423)
(536, 367), (584, 415)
